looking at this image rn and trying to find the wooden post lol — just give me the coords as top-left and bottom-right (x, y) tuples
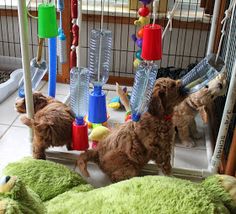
(59, 0), (71, 83)
(225, 127), (236, 176)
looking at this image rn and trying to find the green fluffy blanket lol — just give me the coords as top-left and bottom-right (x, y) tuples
(1, 158), (236, 214)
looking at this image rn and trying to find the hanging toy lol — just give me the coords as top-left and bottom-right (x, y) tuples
(130, 0), (162, 122)
(88, 0), (112, 125)
(57, 0), (67, 65)
(38, 2), (58, 97)
(132, 0), (152, 68)
(70, 0), (90, 151)
(70, 0), (78, 69)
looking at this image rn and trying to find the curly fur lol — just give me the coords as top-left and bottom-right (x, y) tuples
(15, 92), (75, 159)
(173, 72), (227, 147)
(77, 78), (186, 182)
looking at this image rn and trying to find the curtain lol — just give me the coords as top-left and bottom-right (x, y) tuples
(200, 0), (215, 15)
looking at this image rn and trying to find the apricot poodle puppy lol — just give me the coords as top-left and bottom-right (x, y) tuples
(173, 72), (227, 147)
(15, 92), (75, 159)
(77, 78), (187, 182)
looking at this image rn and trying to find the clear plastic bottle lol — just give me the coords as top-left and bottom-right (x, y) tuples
(88, 29), (112, 87)
(130, 61), (158, 121)
(181, 54), (225, 93)
(18, 58), (48, 98)
(70, 67), (90, 125)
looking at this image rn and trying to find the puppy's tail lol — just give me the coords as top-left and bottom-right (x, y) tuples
(77, 150), (99, 177)
(20, 115), (34, 128)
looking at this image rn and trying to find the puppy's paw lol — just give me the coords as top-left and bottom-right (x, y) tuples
(192, 131), (202, 140)
(77, 157), (90, 178)
(182, 140), (195, 148)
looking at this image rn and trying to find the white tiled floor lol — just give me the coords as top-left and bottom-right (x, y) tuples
(0, 81), (208, 181)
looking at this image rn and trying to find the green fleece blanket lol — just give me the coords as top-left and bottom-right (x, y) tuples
(1, 158), (236, 214)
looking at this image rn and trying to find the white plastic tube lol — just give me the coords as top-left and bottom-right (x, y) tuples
(17, 0), (34, 144)
(209, 59), (236, 173)
(207, 0), (221, 55)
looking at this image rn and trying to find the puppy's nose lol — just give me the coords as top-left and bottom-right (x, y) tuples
(5, 176), (11, 183)
(218, 83), (223, 89)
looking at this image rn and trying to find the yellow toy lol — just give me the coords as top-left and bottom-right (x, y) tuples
(89, 126), (111, 149)
(134, 16), (150, 27)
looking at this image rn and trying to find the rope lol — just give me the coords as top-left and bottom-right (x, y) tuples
(162, 0), (180, 39)
(215, 0), (236, 63)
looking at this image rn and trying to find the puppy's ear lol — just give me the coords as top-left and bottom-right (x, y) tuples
(148, 90), (165, 118)
(34, 93), (48, 112)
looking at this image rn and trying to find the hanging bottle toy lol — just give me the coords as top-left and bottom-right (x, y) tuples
(70, 0), (89, 151)
(132, 0), (152, 68)
(180, 54), (225, 94)
(57, 0), (67, 65)
(70, 67), (90, 151)
(130, 1), (162, 122)
(88, 0), (112, 124)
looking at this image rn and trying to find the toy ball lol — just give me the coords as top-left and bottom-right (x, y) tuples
(136, 38), (143, 48)
(139, 0), (152, 5)
(137, 28), (144, 38)
(133, 58), (141, 68)
(131, 34), (137, 42)
(134, 16), (150, 27)
(135, 50), (142, 60)
(138, 6), (150, 17)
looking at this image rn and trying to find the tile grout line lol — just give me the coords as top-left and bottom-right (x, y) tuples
(0, 116), (19, 140)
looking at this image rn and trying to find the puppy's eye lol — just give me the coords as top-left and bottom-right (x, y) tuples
(205, 85), (209, 88)
(171, 82), (176, 88)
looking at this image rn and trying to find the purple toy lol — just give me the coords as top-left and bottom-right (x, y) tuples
(136, 38), (143, 48)
(139, 0), (152, 5)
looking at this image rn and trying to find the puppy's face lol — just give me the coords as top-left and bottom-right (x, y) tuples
(190, 72), (227, 106)
(148, 78), (186, 117)
(15, 92), (49, 114)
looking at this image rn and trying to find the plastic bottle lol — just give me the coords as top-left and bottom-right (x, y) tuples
(130, 61), (158, 121)
(88, 29), (112, 86)
(181, 54), (225, 94)
(70, 67), (90, 125)
(18, 58), (48, 98)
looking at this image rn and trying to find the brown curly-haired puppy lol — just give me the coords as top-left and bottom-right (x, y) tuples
(77, 78), (186, 182)
(15, 92), (75, 159)
(173, 72), (227, 147)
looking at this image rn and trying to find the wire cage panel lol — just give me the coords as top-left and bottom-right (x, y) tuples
(0, 0), (211, 80)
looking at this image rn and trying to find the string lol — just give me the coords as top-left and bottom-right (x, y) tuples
(162, 0), (180, 39)
(26, 0), (38, 19)
(215, 0), (236, 63)
(152, 0), (159, 27)
(77, 0), (83, 68)
(97, 0), (105, 82)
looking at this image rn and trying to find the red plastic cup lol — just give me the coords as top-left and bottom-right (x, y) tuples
(72, 121), (89, 151)
(141, 24), (162, 61)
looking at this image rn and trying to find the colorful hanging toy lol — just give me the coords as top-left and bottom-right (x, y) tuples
(132, 0), (152, 68)
(130, 0), (162, 122)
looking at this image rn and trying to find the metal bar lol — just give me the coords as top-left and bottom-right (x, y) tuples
(210, 58), (236, 173)
(206, 0), (221, 55)
(17, 0), (34, 145)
